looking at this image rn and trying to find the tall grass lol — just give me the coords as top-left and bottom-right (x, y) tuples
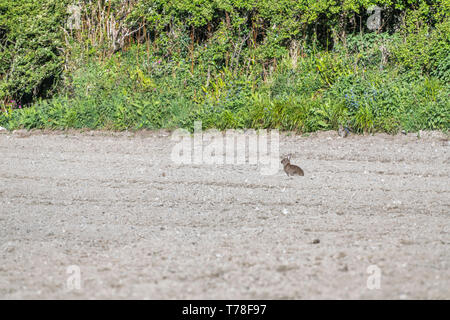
(1, 45), (448, 133)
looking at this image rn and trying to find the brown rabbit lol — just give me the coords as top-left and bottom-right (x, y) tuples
(281, 155), (304, 176)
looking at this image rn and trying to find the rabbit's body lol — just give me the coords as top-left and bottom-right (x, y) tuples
(281, 156), (304, 176)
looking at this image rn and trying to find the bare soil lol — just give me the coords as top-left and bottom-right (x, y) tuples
(0, 129), (449, 299)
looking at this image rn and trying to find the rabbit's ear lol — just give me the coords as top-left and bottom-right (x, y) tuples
(288, 154), (291, 160)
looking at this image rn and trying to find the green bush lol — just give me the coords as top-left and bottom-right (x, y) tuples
(0, 0), (70, 103)
(392, 18), (450, 82)
(0, 1), (449, 133)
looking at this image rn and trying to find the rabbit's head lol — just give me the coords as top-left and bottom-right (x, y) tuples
(281, 155), (291, 166)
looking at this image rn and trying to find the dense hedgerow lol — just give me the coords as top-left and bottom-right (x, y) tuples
(0, 0), (449, 132)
